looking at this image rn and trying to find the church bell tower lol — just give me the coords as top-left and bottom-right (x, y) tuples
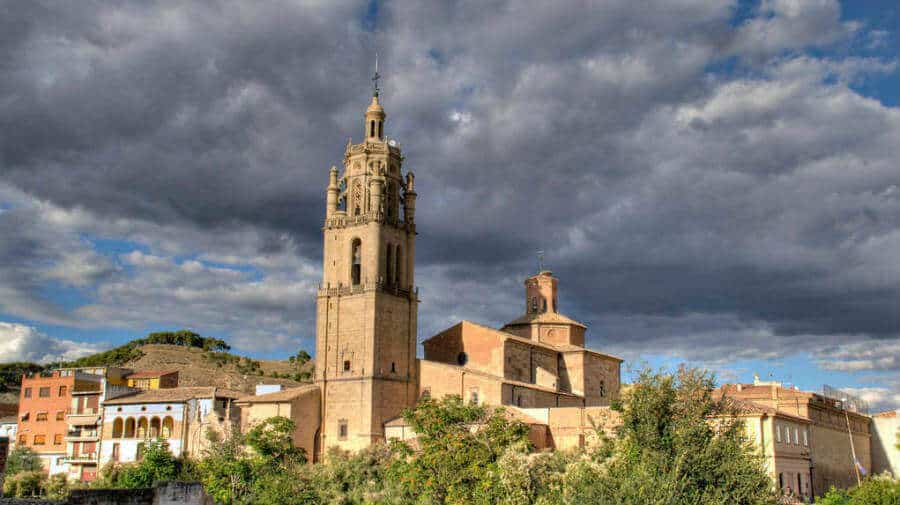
(315, 73), (418, 454)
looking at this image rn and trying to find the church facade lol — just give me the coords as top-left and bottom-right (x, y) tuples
(240, 86), (623, 459)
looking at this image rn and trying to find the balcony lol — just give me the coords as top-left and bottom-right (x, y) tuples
(67, 412), (101, 426)
(65, 431), (99, 442)
(62, 453), (98, 465)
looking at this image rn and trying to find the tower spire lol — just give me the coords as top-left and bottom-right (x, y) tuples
(372, 53), (381, 97)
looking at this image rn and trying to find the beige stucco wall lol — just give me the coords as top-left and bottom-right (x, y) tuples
(423, 322), (505, 377)
(871, 413), (899, 476)
(809, 423), (871, 496)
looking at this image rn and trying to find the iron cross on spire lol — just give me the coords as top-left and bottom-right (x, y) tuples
(537, 250), (545, 272)
(372, 53), (381, 97)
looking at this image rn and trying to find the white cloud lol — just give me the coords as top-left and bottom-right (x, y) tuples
(0, 322), (103, 364)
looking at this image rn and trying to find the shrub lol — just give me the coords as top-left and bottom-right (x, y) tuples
(3, 470), (45, 498)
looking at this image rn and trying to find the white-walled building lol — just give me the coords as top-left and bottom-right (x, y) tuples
(0, 416), (16, 448)
(99, 387), (241, 466)
(872, 410), (900, 477)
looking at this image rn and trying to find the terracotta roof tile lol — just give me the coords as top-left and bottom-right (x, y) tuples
(503, 311), (587, 329)
(103, 386), (242, 405)
(874, 410), (898, 418)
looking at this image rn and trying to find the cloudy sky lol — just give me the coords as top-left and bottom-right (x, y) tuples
(0, 0), (897, 410)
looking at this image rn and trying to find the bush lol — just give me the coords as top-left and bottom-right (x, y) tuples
(4, 446), (43, 476)
(3, 470), (45, 498)
(101, 440), (180, 489)
(816, 474), (900, 505)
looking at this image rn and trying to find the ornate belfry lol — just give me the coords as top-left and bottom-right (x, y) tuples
(315, 72), (419, 454)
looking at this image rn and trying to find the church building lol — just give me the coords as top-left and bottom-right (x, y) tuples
(238, 80), (623, 459)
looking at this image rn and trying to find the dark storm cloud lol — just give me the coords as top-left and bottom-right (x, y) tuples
(0, 0), (898, 375)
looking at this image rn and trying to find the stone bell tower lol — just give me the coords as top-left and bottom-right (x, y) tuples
(315, 73), (419, 454)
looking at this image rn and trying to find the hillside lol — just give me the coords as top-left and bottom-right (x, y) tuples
(0, 331), (314, 399)
(120, 344), (313, 393)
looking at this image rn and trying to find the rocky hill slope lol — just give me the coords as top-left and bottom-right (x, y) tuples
(0, 331), (315, 400)
(120, 344), (312, 393)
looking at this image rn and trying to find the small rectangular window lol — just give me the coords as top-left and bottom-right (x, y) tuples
(56, 411), (65, 421)
(18, 434), (26, 445)
(803, 428), (809, 446)
(36, 412), (48, 422)
(58, 385), (68, 396)
(34, 434), (46, 445)
(39, 387), (50, 398)
(470, 390), (479, 405)
(112, 443), (120, 462)
(24, 388), (32, 398)
(53, 434), (63, 445)
(343, 360), (351, 372)
(793, 427), (799, 444)
(775, 425), (782, 443)
(338, 420), (348, 440)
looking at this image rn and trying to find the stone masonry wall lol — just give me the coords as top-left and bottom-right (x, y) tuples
(0, 482), (212, 505)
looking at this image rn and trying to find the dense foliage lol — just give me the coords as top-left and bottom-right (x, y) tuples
(816, 475), (900, 505)
(2, 447), (68, 499)
(0, 362), (45, 393)
(566, 366), (777, 505)
(94, 440), (181, 489)
(203, 351), (263, 375)
(4, 446), (43, 476)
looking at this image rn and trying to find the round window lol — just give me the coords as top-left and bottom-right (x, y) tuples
(457, 352), (468, 366)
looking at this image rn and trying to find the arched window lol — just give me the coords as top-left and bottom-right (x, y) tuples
(395, 246), (402, 286)
(370, 120), (375, 137)
(137, 417), (148, 439)
(385, 245), (393, 286)
(377, 121), (383, 139)
(162, 417), (174, 439)
(150, 417), (161, 438)
(542, 298), (547, 312)
(351, 239), (362, 285)
(531, 297), (538, 313)
(599, 381), (606, 397)
(124, 417), (136, 438)
(112, 418), (123, 438)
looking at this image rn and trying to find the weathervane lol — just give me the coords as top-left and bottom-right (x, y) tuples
(372, 53), (381, 97)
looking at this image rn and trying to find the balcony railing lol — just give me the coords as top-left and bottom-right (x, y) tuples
(65, 431), (99, 442)
(62, 454), (98, 464)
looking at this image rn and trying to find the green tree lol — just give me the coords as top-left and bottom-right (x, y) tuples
(4, 446), (43, 476)
(196, 431), (257, 505)
(112, 440), (179, 488)
(567, 366), (777, 505)
(386, 395), (531, 504)
(245, 416), (306, 465)
(2, 470), (44, 498)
